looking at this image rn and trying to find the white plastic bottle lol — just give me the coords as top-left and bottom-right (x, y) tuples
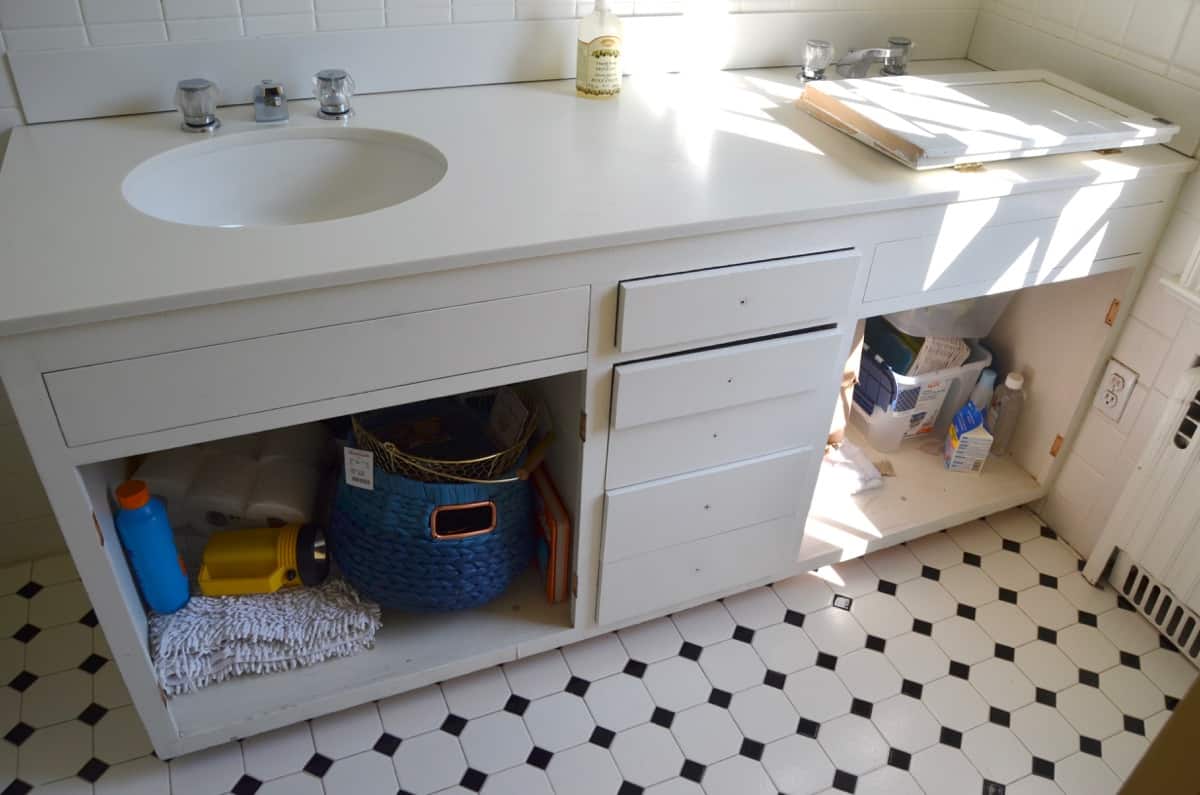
(968, 369), (996, 414)
(987, 372), (1025, 457)
(576, 0), (623, 99)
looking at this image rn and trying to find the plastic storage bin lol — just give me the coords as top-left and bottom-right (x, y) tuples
(852, 339), (993, 452)
(885, 294), (1014, 339)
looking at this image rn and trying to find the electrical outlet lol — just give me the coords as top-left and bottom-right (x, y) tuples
(1094, 358), (1138, 421)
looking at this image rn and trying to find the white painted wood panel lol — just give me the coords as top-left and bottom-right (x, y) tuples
(45, 286), (588, 446)
(596, 516), (803, 625)
(610, 330), (843, 430)
(616, 251), (857, 353)
(602, 447), (816, 563)
(864, 201), (1163, 303)
(606, 392), (829, 489)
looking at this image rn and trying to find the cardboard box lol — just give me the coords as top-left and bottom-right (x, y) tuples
(945, 401), (993, 474)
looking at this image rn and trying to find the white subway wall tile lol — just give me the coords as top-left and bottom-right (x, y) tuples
(1077, 0), (1132, 44)
(1112, 317), (1171, 385)
(1131, 269), (1189, 339)
(244, 13), (317, 34)
(3, 26), (89, 51)
(316, 0), (385, 10)
(386, 0), (451, 25)
(1173, 4), (1200, 75)
(88, 21), (168, 45)
(517, 0), (576, 18)
(0, 0), (82, 29)
(1151, 210), (1200, 276)
(163, 0), (243, 19)
(1122, 0), (1190, 62)
(1072, 410), (1128, 481)
(167, 17), (245, 39)
(80, 0), (163, 24)
(243, 0), (317, 13)
(1153, 317), (1200, 393)
(451, 0), (515, 22)
(316, 8), (386, 27)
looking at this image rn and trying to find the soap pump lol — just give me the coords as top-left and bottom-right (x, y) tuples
(576, 0), (623, 99)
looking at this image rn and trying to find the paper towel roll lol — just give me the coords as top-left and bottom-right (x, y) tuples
(246, 458), (319, 526)
(260, 423), (329, 468)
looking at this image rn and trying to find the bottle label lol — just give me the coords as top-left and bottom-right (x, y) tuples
(577, 36), (622, 97)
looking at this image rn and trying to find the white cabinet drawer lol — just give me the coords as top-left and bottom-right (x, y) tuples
(602, 447), (819, 563)
(616, 250), (858, 353)
(864, 202), (1163, 303)
(45, 287), (589, 446)
(610, 330), (842, 431)
(597, 515), (802, 625)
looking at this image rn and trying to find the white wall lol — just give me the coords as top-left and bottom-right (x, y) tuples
(0, 384), (67, 565)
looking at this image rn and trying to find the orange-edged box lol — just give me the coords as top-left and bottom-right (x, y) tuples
(531, 467), (571, 604)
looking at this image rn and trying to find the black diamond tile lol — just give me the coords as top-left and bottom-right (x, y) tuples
(623, 659), (647, 679)
(77, 759), (108, 784)
(79, 610), (98, 628)
(921, 566), (940, 581)
(441, 714), (468, 736)
(940, 727), (963, 748)
(1035, 688), (1056, 708)
(1167, 695), (1180, 711)
(3, 722), (33, 746)
(680, 759), (706, 783)
(15, 582), (41, 599)
(565, 676), (591, 696)
(78, 703), (108, 726)
(1120, 651), (1141, 669)
(11, 625), (39, 644)
(1161, 635), (1179, 652)
(816, 652), (838, 671)
(994, 643), (1015, 661)
(732, 625), (755, 644)
(1077, 558), (1085, 572)
(1118, 596), (1135, 612)
(1037, 627), (1057, 644)
(832, 770), (857, 792)
(709, 688), (732, 708)
(527, 747), (553, 769)
(679, 642), (702, 661)
(901, 680), (924, 699)
(957, 604), (977, 620)
(878, 580), (898, 596)
(651, 707), (674, 729)
(887, 748), (911, 771)
(832, 595), (853, 610)
(1039, 573), (1058, 588)
(1031, 757), (1055, 779)
(764, 669), (787, 689)
(79, 654), (107, 674)
(1125, 715), (1146, 736)
(982, 780), (1006, 795)
(740, 738), (765, 761)
(913, 619), (933, 636)
(1079, 669), (1100, 688)
(231, 774), (262, 795)
(998, 588), (1018, 604)
(989, 707), (1010, 727)
(504, 695), (530, 716)
(8, 672), (36, 693)
(1079, 611), (1098, 627)
(949, 661), (970, 680)
(373, 733), (401, 756)
(850, 699), (873, 719)
(963, 552), (982, 567)
(590, 726), (615, 748)
(2, 780), (32, 795)
(1080, 736), (1102, 757)
(1040, 527), (1057, 539)
(784, 610), (805, 627)
(617, 782), (643, 795)
(797, 717), (820, 738)
(865, 635), (886, 653)
(1002, 539), (1021, 553)
(303, 753), (333, 777)
(460, 768), (487, 792)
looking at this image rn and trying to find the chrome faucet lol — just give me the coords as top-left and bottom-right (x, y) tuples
(254, 80), (288, 123)
(175, 78), (220, 133)
(833, 36), (912, 79)
(313, 69), (355, 120)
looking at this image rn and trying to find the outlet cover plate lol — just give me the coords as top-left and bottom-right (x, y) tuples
(1094, 358), (1138, 421)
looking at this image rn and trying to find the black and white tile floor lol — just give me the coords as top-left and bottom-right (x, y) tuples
(1, 508), (1196, 795)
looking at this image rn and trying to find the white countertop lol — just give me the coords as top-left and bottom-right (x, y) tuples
(0, 61), (1193, 337)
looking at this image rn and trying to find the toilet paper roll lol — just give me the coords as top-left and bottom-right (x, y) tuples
(245, 458), (319, 526)
(260, 423), (330, 468)
(184, 453), (257, 532)
(132, 446), (206, 527)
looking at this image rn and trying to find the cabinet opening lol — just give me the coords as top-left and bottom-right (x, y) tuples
(77, 369), (584, 739)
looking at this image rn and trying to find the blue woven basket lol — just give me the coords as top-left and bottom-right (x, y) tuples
(329, 464), (535, 611)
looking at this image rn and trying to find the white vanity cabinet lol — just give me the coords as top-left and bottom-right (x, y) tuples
(0, 126), (1193, 756)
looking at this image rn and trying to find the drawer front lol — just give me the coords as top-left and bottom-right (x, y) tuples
(602, 447), (819, 563)
(617, 250), (858, 353)
(597, 515), (802, 625)
(611, 330), (843, 430)
(864, 202), (1163, 303)
(46, 287), (589, 446)
(607, 391), (830, 489)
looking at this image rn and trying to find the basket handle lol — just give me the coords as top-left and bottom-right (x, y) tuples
(430, 501), (497, 540)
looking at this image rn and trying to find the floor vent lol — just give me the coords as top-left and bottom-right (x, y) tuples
(1113, 554), (1200, 669)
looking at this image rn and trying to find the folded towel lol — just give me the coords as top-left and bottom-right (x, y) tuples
(821, 440), (883, 496)
(149, 579), (381, 695)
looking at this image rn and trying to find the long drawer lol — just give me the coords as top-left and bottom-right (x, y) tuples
(616, 250), (857, 353)
(45, 287), (589, 446)
(602, 446), (820, 563)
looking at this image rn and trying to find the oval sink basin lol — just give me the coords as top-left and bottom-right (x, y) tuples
(122, 127), (447, 228)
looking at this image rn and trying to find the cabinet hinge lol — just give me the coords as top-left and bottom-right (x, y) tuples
(952, 162), (985, 172)
(92, 513), (104, 546)
(1050, 435), (1065, 457)
(1105, 299), (1121, 326)
(578, 410), (587, 443)
(1095, 147), (1124, 156)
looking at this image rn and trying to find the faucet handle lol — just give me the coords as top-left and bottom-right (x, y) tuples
(314, 68), (355, 120)
(881, 36), (912, 76)
(175, 78), (220, 133)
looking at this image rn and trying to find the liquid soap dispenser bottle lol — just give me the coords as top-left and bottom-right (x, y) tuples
(576, 0), (623, 99)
